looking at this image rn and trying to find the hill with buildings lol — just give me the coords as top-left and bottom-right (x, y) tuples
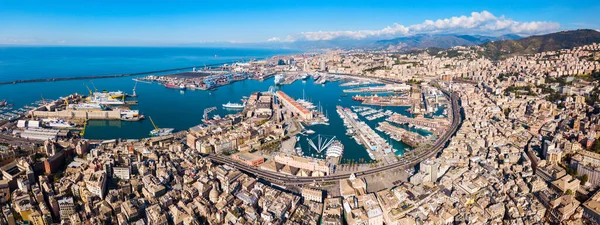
(481, 29), (600, 59)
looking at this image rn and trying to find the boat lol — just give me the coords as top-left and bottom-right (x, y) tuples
(222, 102), (246, 109)
(104, 90), (124, 99)
(325, 140), (344, 159)
(150, 128), (174, 137)
(301, 74), (309, 80)
(89, 93), (125, 105)
(121, 110), (144, 121)
(274, 74), (284, 85)
(352, 95), (365, 101)
(67, 103), (104, 111)
(148, 116), (174, 137)
(305, 129), (315, 134)
(43, 119), (74, 128)
(165, 83), (179, 89)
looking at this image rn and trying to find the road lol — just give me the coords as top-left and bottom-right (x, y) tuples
(207, 87), (462, 185)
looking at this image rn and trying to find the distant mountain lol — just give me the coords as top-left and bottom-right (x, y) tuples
(481, 29), (600, 59)
(375, 34), (521, 51)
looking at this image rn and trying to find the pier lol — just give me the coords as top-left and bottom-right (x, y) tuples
(355, 95), (413, 106)
(343, 84), (411, 93)
(386, 114), (450, 132)
(336, 105), (397, 165)
(376, 122), (428, 148)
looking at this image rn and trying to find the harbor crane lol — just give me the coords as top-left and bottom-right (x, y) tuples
(84, 83), (93, 95)
(90, 81), (98, 92)
(149, 116), (160, 132)
(132, 80), (138, 97)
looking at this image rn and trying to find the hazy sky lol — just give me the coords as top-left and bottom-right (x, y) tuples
(1, 0), (598, 46)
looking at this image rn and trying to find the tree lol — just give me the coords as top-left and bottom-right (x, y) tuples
(581, 174), (589, 185)
(566, 189), (574, 195)
(592, 140), (600, 154)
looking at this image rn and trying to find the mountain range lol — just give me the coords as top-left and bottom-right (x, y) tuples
(375, 34), (522, 51)
(481, 29), (600, 59)
(185, 29), (600, 60)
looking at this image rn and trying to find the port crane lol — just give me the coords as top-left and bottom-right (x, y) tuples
(40, 94), (47, 105)
(131, 80), (138, 97)
(149, 116), (160, 132)
(84, 83), (93, 95)
(90, 81), (98, 92)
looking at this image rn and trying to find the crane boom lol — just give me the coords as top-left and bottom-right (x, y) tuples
(149, 116), (159, 130)
(84, 84), (93, 95)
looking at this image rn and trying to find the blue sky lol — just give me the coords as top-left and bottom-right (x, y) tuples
(0, 0), (598, 46)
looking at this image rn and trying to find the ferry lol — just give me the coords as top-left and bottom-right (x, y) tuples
(89, 95), (124, 105)
(274, 74), (284, 85)
(222, 102), (246, 109)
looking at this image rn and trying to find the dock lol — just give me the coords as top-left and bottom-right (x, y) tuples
(376, 122), (427, 148)
(336, 106), (397, 165)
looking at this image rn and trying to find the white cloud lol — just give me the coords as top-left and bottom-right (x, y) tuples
(267, 37), (281, 42)
(277, 10), (560, 42)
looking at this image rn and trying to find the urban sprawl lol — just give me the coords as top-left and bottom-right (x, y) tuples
(1, 43), (600, 224)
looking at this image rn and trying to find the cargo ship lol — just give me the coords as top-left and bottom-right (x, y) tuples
(165, 83), (184, 89)
(222, 102), (246, 109)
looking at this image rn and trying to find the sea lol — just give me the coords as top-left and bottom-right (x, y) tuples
(0, 47), (437, 161)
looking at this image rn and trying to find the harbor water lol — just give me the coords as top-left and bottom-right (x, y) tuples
(0, 47), (440, 161)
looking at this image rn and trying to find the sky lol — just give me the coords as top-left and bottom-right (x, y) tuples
(0, 0), (599, 46)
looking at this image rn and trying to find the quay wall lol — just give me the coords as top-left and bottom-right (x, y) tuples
(32, 109), (121, 120)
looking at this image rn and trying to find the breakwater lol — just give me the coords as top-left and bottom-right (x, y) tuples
(0, 61), (239, 86)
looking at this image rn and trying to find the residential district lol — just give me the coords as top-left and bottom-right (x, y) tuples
(1, 43), (600, 224)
